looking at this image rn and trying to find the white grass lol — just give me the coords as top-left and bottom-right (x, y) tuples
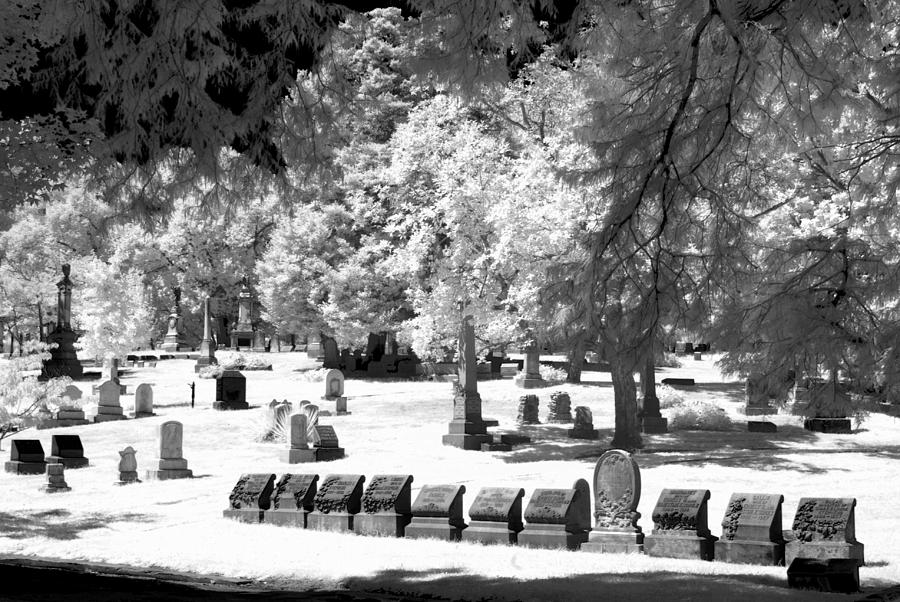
(1, 353), (898, 600)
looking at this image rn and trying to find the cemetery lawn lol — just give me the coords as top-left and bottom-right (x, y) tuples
(2, 354), (899, 601)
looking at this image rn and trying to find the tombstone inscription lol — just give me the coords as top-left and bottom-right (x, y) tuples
(644, 489), (718, 561)
(519, 479), (591, 550)
(462, 487), (525, 545)
(355, 474), (414, 537)
(715, 492), (786, 565)
(267, 473), (319, 528)
(223, 473), (276, 524)
(785, 497), (864, 566)
(406, 484), (467, 541)
(306, 474), (365, 532)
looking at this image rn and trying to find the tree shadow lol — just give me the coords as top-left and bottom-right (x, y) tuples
(0, 509), (155, 541)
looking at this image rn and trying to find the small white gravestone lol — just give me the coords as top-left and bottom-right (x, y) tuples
(134, 383), (155, 417)
(323, 369), (344, 398)
(280, 413), (316, 463)
(290, 414), (309, 450)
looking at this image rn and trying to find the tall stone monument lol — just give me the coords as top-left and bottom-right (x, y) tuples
(442, 312), (492, 450)
(194, 296), (218, 373)
(229, 279), (254, 350)
(517, 333), (544, 389)
(161, 287), (187, 352)
(41, 264), (83, 379)
(641, 356), (668, 433)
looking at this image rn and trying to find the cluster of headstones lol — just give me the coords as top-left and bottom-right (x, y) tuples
(513, 394), (597, 440)
(3, 420), (194, 489)
(223, 450), (865, 593)
(279, 401), (345, 463)
(222, 472), (591, 547)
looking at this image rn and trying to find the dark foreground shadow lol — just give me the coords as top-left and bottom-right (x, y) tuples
(0, 510), (155, 541)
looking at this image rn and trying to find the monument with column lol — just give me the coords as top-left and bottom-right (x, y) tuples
(442, 308), (492, 450)
(640, 354), (668, 434)
(41, 264), (83, 379)
(161, 287), (187, 352)
(229, 279), (254, 350)
(194, 296), (218, 373)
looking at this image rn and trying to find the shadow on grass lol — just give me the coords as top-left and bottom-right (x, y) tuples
(0, 509), (155, 541)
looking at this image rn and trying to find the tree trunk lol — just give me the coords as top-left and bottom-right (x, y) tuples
(567, 333), (585, 383)
(609, 355), (643, 450)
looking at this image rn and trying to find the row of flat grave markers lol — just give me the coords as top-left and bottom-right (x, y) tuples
(223, 473), (592, 547)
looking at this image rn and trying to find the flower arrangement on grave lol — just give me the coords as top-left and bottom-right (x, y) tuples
(594, 489), (637, 530)
(313, 478), (353, 514)
(362, 476), (398, 514)
(721, 496), (746, 541)
(652, 509), (698, 532)
(793, 499), (846, 542)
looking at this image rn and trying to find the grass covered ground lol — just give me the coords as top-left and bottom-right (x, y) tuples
(0, 352), (898, 601)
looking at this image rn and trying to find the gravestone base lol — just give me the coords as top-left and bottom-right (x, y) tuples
(640, 416), (668, 434)
(518, 525), (588, 550)
(567, 428), (599, 440)
(481, 442), (512, 452)
(405, 517), (465, 541)
(313, 447), (345, 461)
(716, 540), (785, 565)
(788, 558), (860, 594)
(498, 433), (531, 445)
(115, 472), (140, 485)
(785, 541), (865, 567)
(4, 461), (47, 475)
(212, 401), (250, 411)
(645, 534), (717, 561)
(280, 448), (317, 463)
(803, 418), (852, 434)
(133, 411), (157, 419)
(461, 521), (519, 545)
(442, 433), (493, 450)
(39, 418), (91, 429)
(265, 510), (308, 528)
(747, 420), (778, 433)
(483, 419), (500, 428)
(354, 513), (411, 538)
(94, 414), (128, 423)
(43, 485), (71, 493)
(306, 512), (355, 533)
(581, 531), (645, 554)
(517, 377), (545, 389)
(222, 508), (265, 524)
(144, 468), (194, 480)
(45, 456), (89, 469)
(744, 405), (775, 416)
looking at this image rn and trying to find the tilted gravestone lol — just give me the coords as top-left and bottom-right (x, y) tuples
(133, 383), (155, 418)
(355, 474), (414, 537)
(306, 474), (365, 533)
(581, 449), (644, 554)
(406, 484), (467, 541)
(644, 489), (718, 561)
(5, 439), (47, 474)
(568, 406), (599, 439)
(223, 473), (276, 524)
(461, 487), (526, 545)
(715, 493), (786, 565)
(116, 446), (139, 485)
(213, 370), (249, 410)
(145, 421), (193, 480)
(267, 473), (319, 528)
(518, 479), (591, 550)
(46, 434), (89, 469)
(785, 498), (864, 567)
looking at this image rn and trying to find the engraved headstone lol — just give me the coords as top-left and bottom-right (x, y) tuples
(462, 487), (525, 545)
(145, 420), (193, 480)
(581, 450), (643, 553)
(95, 379), (127, 423)
(644, 489), (718, 560)
(280, 413), (312, 463)
(213, 370), (248, 410)
(785, 498), (864, 566)
(306, 474), (365, 532)
(46, 434), (88, 469)
(519, 479), (591, 550)
(356, 474), (414, 537)
(5, 439), (47, 474)
(716, 493), (786, 565)
(133, 383), (155, 417)
(223, 473), (276, 523)
(267, 473), (319, 528)
(323, 369), (344, 399)
(568, 406), (599, 439)
(406, 484), (467, 541)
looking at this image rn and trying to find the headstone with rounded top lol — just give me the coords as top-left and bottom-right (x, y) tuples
(461, 487), (526, 545)
(581, 449), (644, 554)
(406, 484), (467, 541)
(133, 383), (155, 418)
(267, 473), (319, 527)
(356, 474), (414, 537)
(716, 492), (786, 565)
(145, 421), (193, 480)
(519, 478), (591, 550)
(95, 379), (128, 423)
(644, 489), (718, 560)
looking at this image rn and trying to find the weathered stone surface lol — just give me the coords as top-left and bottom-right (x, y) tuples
(715, 492), (785, 565)
(116, 446), (140, 484)
(267, 473), (319, 527)
(462, 487), (525, 545)
(223, 473), (276, 524)
(406, 484), (466, 541)
(516, 395), (540, 425)
(785, 497), (864, 566)
(134, 383), (155, 417)
(213, 370), (248, 410)
(306, 474), (365, 532)
(314, 425), (340, 448)
(546, 391), (573, 423)
(323, 369), (344, 399)
(43, 462), (71, 493)
(568, 406), (599, 439)
(145, 421), (193, 480)
(356, 474), (413, 537)
(520, 478), (591, 550)
(582, 451), (644, 554)
(644, 489), (717, 561)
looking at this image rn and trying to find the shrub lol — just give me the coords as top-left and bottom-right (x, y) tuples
(539, 365), (568, 385)
(294, 368), (329, 383)
(665, 400), (733, 431)
(657, 384), (686, 409)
